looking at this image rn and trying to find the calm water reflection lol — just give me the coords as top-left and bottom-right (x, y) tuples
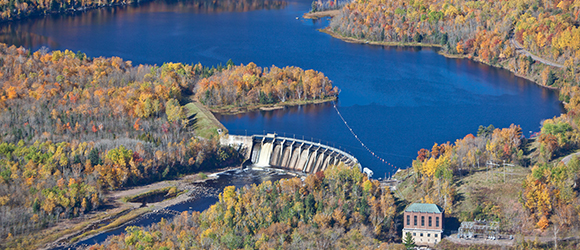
(0, 0), (564, 178)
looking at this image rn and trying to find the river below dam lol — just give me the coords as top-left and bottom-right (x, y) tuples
(51, 168), (295, 249)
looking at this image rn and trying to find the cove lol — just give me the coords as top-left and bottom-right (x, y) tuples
(0, 0), (564, 178)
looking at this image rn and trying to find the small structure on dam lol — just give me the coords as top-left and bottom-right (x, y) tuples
(221, 133), (360, 173)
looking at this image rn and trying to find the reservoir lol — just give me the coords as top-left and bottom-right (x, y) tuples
(0, 0), (563, 178)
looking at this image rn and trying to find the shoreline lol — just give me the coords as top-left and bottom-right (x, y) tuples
(207, 96), (337, 115)
(302, 10), (340, 19)
(41, 166), (238, 249)
(320, 27), (562, 93)
(320, 27), (443, 48)
(49, 165), (304, 249)
(0, 0), (151, 24)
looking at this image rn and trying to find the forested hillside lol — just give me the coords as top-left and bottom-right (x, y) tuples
(328, 2), (580, 240)
(403, 122), (579, 236)
(89, 164), (400, 249)
(0, 44), (239, 246)
(329, 0), (580, 88)
(0, 44), (336, 248)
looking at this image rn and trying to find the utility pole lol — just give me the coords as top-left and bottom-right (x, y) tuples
(486, 161), (500, 181)
(502, 161), (515, 183)
(503, 160), (505, 183)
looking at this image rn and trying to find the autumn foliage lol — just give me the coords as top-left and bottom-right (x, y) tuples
(333, 1), (580, 234)
(0, 44), (253, 243)
(411, 125), (523, 213)
(0, 41), (340, 245)
(196, 63), (338, 107)
(521, 159), (579, 231)
(89, 164), (398, 249)
(330, 0), (580, 90)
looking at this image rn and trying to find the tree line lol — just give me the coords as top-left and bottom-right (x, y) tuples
(330, 0), (580, 239)
(329, 0), (580, 88)
(89, 164), (402, 249)
(0, 0), (288, 21)
(409, 125), (523, 215)
(409, 121), (580, 240)
(0, 43), (334, 248)
(196, 63), (338, 107)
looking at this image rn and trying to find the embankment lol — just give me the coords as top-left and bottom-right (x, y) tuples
(206, 96), (337, 115)
(303, 10), (340, 19)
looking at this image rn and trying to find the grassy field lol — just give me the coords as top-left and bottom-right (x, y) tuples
(121, 186), (175, 202)
(69, 207), (151, 243)
(393, 165), (531, 233)
(452, 166), (530, 229)
(184, 101), (227, 139)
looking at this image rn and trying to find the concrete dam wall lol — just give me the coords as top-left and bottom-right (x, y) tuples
(221, 134), (360, 173)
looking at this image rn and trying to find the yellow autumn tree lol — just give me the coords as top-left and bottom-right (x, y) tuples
(165, 98), (184, 123)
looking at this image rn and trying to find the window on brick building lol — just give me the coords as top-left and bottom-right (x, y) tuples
(421, 216), (424, 226)
(407, 215), (410, 225)
(429, 216), (432, 227)
(420, 233), (423, 237)
(436, 217), (439, 227)
(414, 216), (417, 226)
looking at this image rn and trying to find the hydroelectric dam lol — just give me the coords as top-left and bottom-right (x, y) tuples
(221, 134), (361, 173)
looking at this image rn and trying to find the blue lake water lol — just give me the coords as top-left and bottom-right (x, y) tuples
(0, 0), (563, 178)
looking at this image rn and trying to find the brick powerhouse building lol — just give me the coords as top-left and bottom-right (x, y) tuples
(402, 203), (444, 245)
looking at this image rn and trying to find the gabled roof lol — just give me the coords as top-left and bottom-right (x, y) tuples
(405, 203), (443, 214)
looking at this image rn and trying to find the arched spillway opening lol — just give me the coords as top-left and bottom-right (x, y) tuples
(221, 133), (360, 173)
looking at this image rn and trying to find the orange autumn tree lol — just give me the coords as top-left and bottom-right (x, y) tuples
(521, 158), (580, 231)
(0, 44), (248, 244)
(89, 164), (398, 249)
(195, 63), (338, 107)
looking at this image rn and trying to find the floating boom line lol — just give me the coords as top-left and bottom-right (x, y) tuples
(332, 101), (398, 169)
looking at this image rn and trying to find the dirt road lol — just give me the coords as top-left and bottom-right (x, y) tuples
(510, 38), (564, 68)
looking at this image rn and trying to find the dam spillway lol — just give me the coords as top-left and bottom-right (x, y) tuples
(221, 134), (360, 173)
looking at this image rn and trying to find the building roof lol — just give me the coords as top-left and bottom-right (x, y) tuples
(405, 203), (443, 214)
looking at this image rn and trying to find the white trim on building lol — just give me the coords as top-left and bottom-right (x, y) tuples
(403, 228), (443, 245)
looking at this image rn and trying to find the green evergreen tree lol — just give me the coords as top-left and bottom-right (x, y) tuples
(403, 232), (416, 250)
(546, 71), (556, 86)
(477, 124), (495, 137)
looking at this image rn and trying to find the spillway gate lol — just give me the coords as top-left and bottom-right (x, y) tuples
(221, 133), (360, 173)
